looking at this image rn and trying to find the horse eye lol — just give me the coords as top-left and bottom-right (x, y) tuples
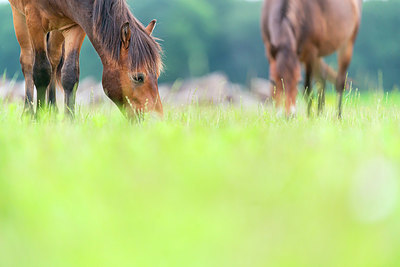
(132, 73), (145, 83)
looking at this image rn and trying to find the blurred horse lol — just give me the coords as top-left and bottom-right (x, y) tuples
(9, 0), (163, 118)
(261, 0), (362, 117)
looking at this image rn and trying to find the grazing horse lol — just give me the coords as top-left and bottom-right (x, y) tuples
(9, 0), (163, 118)
(261, 0), (362, 117)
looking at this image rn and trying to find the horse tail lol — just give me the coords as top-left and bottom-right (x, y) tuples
(319, 59), (337, 84)
(317, 60), (356, 89)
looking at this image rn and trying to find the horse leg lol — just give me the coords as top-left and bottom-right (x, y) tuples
(11, 6), (34, 116)
(304, 62), (313, 117)
(336, 42), (354, 119)
(314, 59), (333, 115)
(317, 77), (326, 115)
(46, 31), (65, 111)
(61, 26), (86, 117)
(24, 7), (51, 113)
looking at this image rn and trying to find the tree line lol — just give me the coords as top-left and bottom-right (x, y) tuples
(0, 0), (399, 90)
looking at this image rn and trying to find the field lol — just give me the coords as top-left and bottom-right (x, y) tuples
(0, 91), (400, 266)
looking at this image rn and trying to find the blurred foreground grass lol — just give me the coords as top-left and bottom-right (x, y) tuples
(0, 92), (400, 266)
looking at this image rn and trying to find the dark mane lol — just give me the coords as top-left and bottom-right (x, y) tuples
(267, 0), (294, 52)
(280, 0), (290, 22)
(93, 0), (162, 75)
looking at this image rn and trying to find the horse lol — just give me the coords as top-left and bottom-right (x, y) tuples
(9, 0), (163, 118)
(261, 0), (362, 118)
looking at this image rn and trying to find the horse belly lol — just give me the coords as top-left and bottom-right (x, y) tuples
(45, 16), (77, 32)
(317, 28), (355, 57)
(316, 1), (359, 56)
(10, 0), (76, 32)
(317, 37), (349, 57)
(35, 2), (76, 31)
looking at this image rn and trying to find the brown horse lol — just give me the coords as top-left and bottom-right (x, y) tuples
(261, 0), (362, 117)
(9, 0), (163, 118)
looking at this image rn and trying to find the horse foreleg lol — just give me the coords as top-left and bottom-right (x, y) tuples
(336, 43), (354, 119)
(47, 31), (65, 111)
(11, 6), (34, 116)
(60, 26), (86, 117)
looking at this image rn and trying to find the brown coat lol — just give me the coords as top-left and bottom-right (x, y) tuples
(261, 0), (362, 117)
(9, 0), (163, 117)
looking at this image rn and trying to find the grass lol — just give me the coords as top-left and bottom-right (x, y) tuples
(0, 91), (400, 266)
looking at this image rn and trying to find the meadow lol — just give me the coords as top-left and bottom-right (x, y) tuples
(0, 91), (400, 266)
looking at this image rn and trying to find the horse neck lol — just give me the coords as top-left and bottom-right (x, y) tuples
(67, 0), (117, 67)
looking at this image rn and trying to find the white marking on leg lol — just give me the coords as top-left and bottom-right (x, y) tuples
(290, 105), (297, 116)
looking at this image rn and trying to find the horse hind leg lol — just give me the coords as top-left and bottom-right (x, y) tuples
(304, 62), (313, 117)
(46, 31), (65, 111)
(317, 79), (326, 115)
(61, 26), (86, 117)
(304, 48), (320, 117)
(336, 42), (354, 119)
(11, 6), (34, 116)
(314, 59), (337, 115)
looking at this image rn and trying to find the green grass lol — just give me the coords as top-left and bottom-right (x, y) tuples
(0, 92), (400, 266)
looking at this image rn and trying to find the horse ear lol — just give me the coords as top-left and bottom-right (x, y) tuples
(145, 19), (157, 36)
(121, 22), (131, 49)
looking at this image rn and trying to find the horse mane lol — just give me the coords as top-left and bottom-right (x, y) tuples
(93, 0), (162, 75)
(279, 0), (290, 22)
(268, 0), (297, 55)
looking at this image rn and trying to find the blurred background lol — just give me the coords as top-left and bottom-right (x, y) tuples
(0, 0), (399, 91)
(0, 2), (400, 265)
